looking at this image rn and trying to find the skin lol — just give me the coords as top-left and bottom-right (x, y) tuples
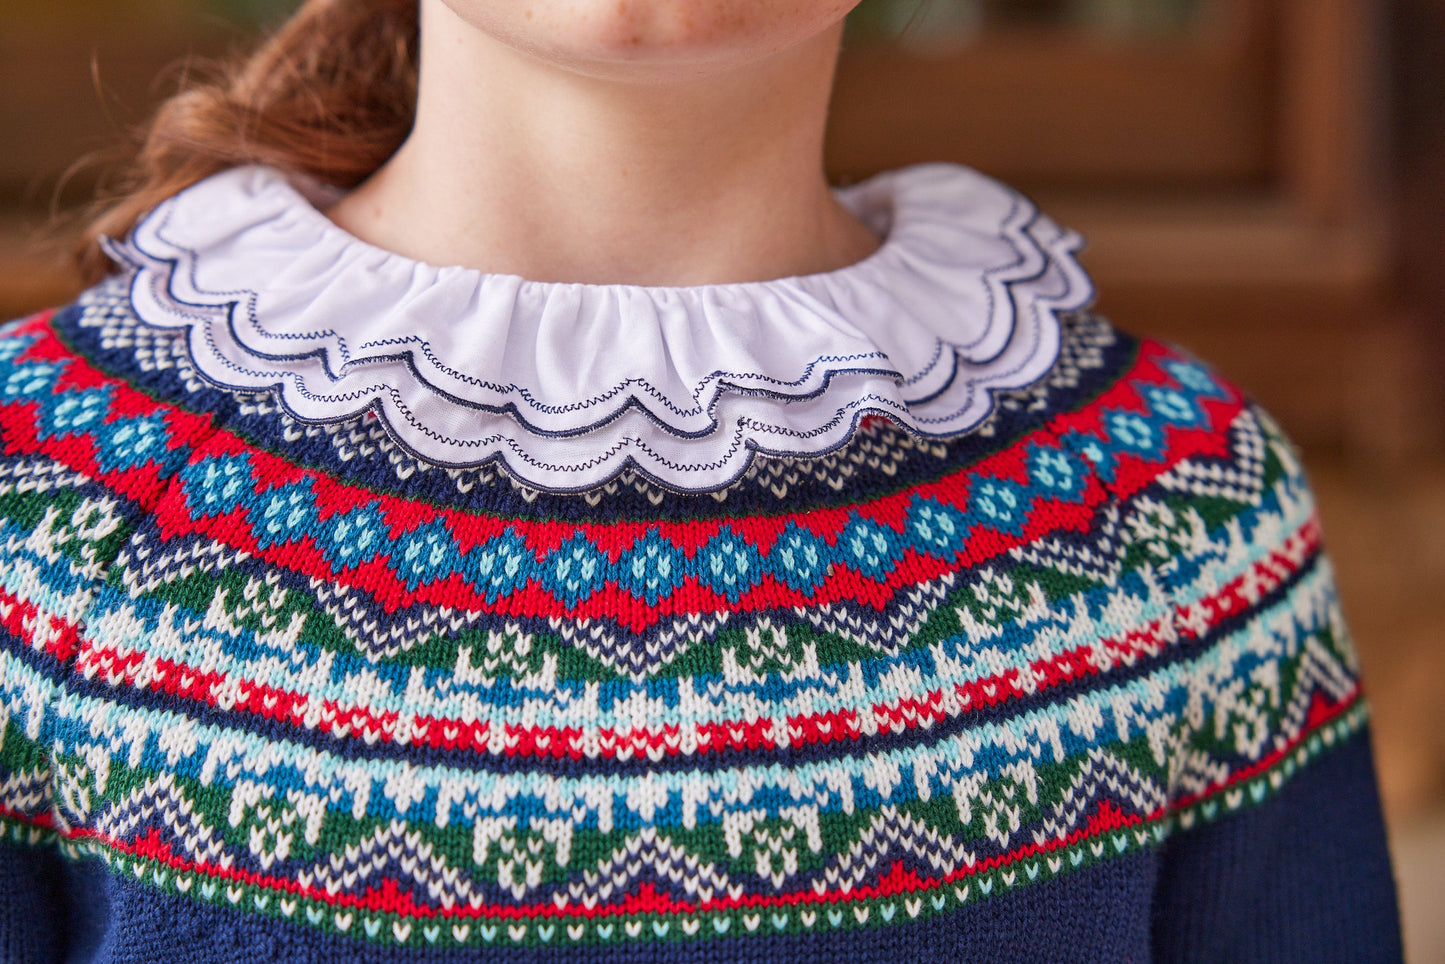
(326, 0), (879, 287)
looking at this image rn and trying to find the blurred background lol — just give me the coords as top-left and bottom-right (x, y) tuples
(2, 0), (1442, 956)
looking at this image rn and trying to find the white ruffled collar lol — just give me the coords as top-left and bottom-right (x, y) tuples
(107, 163), (1093, 492)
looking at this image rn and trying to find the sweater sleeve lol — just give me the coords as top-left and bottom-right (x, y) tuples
(0, 641), (73, 964)
(0, 309), (216, 962)
(1150, 725), (1401, 961)
(0, 313), (107, 961)
(1145, 400), (1403, 962)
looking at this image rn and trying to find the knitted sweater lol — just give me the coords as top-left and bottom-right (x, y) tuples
(0, 164), (1401, 962)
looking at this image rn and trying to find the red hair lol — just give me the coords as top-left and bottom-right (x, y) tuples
(76, 0), (419, 285)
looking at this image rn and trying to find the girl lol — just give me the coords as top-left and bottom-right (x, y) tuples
(0, 1), (1403, 960)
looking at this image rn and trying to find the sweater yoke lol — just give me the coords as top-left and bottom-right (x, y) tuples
(0, 274), (1403, 962)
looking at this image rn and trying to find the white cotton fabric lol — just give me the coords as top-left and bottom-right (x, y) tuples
(106, 162), (1095, 492)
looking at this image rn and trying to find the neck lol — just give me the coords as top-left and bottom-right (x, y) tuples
(327, 0), (878, 287)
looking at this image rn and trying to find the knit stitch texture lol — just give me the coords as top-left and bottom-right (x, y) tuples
(0, 276), (1402, 962)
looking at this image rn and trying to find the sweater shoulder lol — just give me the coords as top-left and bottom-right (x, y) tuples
(0, 297), (223, 673)
(0, 297), (220, 513)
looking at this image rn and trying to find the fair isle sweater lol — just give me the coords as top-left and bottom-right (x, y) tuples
(0, 164), (1402, 962)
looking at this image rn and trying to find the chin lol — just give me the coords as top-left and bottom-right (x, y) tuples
(435, 0), (859, 74)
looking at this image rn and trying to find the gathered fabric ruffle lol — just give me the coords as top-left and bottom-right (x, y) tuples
(107, 162), (1093, 492)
